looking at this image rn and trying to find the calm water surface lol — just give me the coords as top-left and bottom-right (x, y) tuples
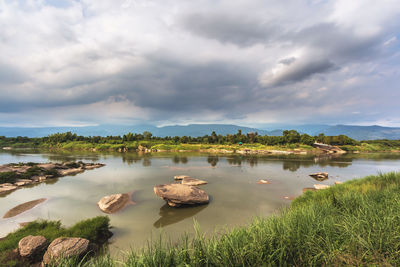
(1, 150), (400, 255)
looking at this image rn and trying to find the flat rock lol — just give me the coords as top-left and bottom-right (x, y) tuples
(181, 177), (207, 186)
(18, 235), (48, 258)
(309, 172), (329, 181)
(154, 184), (209, 207)
(58, 168), (84, 176)
(0, 185), (18, 195)
(3, 198), (47, 218)
(313, 184), (330, 190)
(14, 179), (33, 186)
(257, 179), (270, 184)
(97, 193), (131, 214)
(42, 237), (89, 265)
(174, 175), (190, 180)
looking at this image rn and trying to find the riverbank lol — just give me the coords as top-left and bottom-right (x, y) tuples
(37, 171), (400, 266)
(2, 139), (400, 154)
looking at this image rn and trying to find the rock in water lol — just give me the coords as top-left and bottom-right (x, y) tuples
(42, 237), (89, 265)
(154, 184), (209, 207)
(181, 177), (208, 186)
(18, 235), (48, 259)
(174, 175), (190, 180)
(97, 194), (130, 214)
(313, 184), (330, 190)
(309, 172), (329, 181)
(257, 179), (270, 184)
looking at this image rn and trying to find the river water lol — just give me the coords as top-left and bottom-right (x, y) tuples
(1, 150), (399, 255)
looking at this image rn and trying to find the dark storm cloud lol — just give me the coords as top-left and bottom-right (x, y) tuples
(115, 57), (259, 113)
(263, 58), (337, 86)
(181, 13), (278, 47)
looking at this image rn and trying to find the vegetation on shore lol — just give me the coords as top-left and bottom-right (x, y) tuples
(0, 216), (111, 266)
(27, 171), (400, 266)
(2, 130), (399, 153)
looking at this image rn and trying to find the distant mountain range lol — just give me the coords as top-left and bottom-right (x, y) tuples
(1, 124), (400, 140)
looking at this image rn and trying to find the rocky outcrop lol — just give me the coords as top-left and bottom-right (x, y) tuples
(313, 142), (346, 154)
(0, 162), (105, 195)
(309, 172), (329, 181)
(42, 237), (89, 265)
(154, 184), (209, 207)
(181, 177), (207, 186)
(97, 193), (131, 214)
(3, 198), (47, 218)
(18, 235), (48, 259)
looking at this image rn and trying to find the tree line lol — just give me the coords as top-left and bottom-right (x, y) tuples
(0, 129), (361, 146)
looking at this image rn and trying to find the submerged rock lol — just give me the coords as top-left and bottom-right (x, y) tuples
(181, 177), (207, 186)
(18, 235), (48, 259)
(309, 172), (329, 181)
(3, 198), (47, 218)
(154, 184), (209, 207)
(42, 237), (89, 265)
(97, 193), (131, 214)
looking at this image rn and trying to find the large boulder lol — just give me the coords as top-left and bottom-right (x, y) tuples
(18, 235), (48, 259)
(154, 184), (209, 207)
(97, 193), (130, 214)
(181, 177), (207, 186)
(42, 237), (89, 265)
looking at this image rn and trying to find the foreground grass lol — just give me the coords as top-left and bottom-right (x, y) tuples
(0, 216), (111, 266)
(54, 172), (400, 266)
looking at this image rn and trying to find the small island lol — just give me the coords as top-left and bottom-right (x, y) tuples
(0, 161), (105, 195)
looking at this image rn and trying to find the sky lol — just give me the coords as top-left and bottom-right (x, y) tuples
(0, 0), (399, 128)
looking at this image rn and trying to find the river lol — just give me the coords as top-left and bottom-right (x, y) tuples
(1, 150), (399, 256)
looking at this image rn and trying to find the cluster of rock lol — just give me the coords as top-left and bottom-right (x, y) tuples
(154, 175), (209, 207)
(303, 171), (344, 192)
(17, 235), (91, 265)
(0, 162), (104, 195)
(236, 149), (307, 155)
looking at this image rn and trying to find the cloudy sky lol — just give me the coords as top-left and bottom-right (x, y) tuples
(0, 0), (399, 128)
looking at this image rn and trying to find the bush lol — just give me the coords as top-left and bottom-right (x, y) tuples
(0, 172), (18, 184)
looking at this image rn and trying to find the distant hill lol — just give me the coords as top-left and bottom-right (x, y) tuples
(1, 124), (400, 140)
(319, 125), (400, 140)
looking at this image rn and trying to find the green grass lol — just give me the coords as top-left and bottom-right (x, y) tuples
(0, 216), (111, 266)
(40, 171), (400, 266)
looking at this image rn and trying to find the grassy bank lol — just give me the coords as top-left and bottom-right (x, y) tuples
(53, 171), (400, 266)
(0, 216), (111, 266)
